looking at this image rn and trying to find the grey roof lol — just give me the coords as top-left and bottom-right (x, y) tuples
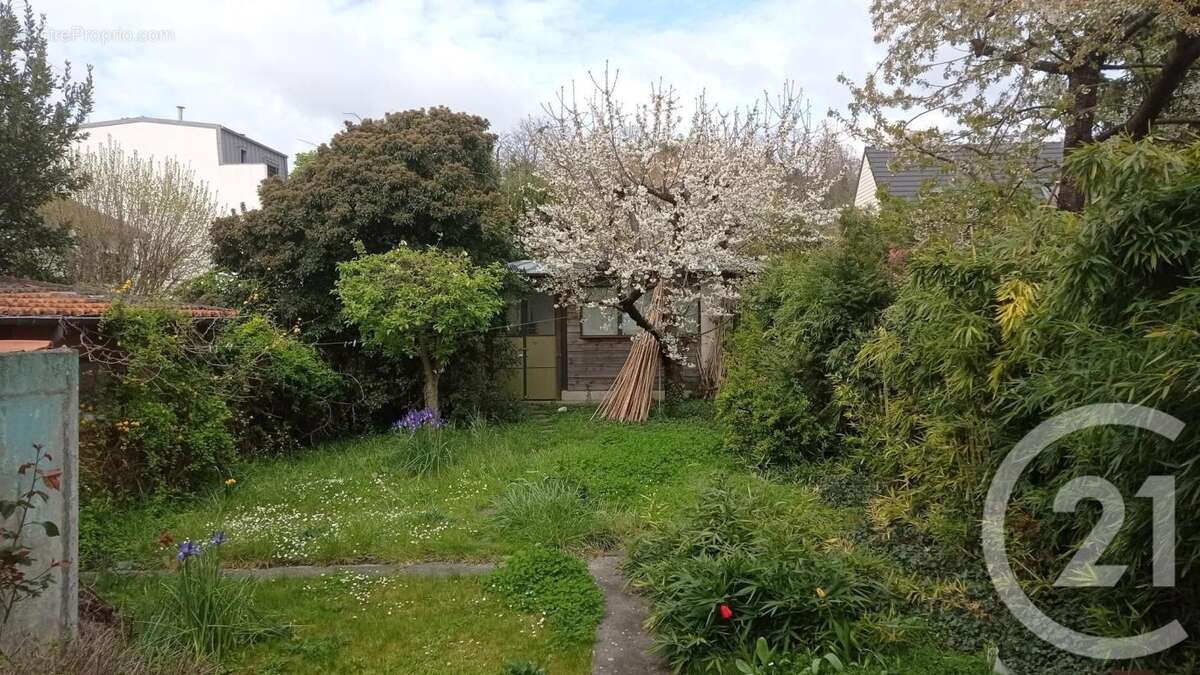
(507, 260), (550, 276)
(857, 142), (1065, 200)
(81, 116), (288, 159)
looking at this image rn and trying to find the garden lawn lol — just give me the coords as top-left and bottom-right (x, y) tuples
(95, 570), (591, 675)
(87, 406), (995, 674)
(83, 408), (731, 569)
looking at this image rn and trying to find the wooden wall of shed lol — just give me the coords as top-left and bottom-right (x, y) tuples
(562, 306), (700, 395)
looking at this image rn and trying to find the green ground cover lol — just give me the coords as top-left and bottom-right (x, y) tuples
(88, 406), (993, 673)
(83, 409), (730, 569)
(96, 571), (591, 675)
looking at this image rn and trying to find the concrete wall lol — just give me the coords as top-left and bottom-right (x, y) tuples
(0, 350), (78, 649)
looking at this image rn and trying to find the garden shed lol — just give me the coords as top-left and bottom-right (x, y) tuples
(504, 261), (719, 402)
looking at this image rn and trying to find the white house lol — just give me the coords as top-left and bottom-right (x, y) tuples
(77, 116), (289, 213)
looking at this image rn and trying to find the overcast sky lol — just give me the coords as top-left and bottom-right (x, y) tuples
(37, 0), (880, 160)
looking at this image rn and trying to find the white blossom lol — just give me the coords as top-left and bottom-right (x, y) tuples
(519, 70), (842, 359)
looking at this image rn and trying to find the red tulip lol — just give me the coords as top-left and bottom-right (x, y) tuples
(719, 603), (733, 620)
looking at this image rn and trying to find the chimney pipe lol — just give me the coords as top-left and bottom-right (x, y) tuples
(176, 105), (185, 121)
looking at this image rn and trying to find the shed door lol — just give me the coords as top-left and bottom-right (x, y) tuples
(504, 294), (559, 400)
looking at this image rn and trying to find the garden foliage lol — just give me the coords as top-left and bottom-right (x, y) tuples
(626, 480), (896, 672)
(489, 477), (605, 550)
(140, 532), (287, 660)
(81, 303), (342, 494)
(336, 245), (506, 415)
(717, 211), (896, 466)
(714, 136), (1200, 670)
(488, 547), (604, 647)
(209, 108), (517, 426)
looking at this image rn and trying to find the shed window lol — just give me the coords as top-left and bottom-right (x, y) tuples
(239, 148), (247, 163)
(266, 163), (279, 177)
(580, 288), (699, 337)
(580, 289), (646, 337)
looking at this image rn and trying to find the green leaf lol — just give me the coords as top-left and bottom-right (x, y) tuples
(39, 521), (60, 537)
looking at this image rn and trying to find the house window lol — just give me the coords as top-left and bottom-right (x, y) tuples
(266, 163), (279, 177)
(239, 148), (247, 163)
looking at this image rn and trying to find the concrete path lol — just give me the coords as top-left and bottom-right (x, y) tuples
(588, 555), (669, 675)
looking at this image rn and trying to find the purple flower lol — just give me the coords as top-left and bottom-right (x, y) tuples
(392, 407), (444, 432)
(209, 531), (227, 546)
(176, 540), (203, 561)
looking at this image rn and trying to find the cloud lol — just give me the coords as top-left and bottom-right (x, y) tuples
(37, 0), (879, 159)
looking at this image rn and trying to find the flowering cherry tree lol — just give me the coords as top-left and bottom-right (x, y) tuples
(519, 72), (842, 362)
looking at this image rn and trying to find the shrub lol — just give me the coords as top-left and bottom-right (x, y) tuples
(81, 304), (342, 494)
(717, 211), (895, 466)
(81, 305), (238, 494)
(139, 533), (287, 660)
(489, 477), (605, 549)
(626, 480), (888, 672)
(833, 139), (1200, 670)
(217, 315), (343, 454)
(335, 245), (506, 416)
(488, 548), (604, 646)
(440, 331), (523, 424)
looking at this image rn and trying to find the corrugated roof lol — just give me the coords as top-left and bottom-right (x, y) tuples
(0, 278), (237, 319)
(857, 143), (1064, 200)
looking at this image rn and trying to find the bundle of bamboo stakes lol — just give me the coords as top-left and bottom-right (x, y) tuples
(594, 284), (666, 422)
(697, 316), (726, 399)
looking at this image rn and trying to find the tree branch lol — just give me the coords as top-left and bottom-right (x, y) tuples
(968, 38), (1064, 73)
(1097, 31), (1200, 141)
(617, 288), (666, 345)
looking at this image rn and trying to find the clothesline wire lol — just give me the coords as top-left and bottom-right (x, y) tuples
(307, 312), (729, 348)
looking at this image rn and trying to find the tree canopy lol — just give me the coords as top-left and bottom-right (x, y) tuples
(838, 0), (1200, 210)
(335, 246), (505, 415)
(44, 141), (219, 292)
(211, 107), (510, 338)
(0, 0), (93, 278)
(519, 73), (842, 360)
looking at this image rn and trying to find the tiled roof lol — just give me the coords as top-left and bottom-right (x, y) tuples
(0, 277), (236, 319)
(0, 340), (52, 353)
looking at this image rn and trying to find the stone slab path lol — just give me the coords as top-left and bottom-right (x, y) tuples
(588, 555), (669, 675)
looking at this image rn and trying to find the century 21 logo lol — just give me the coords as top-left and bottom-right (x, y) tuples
(982, 404), (1187, 661)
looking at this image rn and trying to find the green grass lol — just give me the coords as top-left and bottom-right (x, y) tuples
(86, 405), (993, 674)
(84, 408), (731, 569)
(96, 571), (590, 674)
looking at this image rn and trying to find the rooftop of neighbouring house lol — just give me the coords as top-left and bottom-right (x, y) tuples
(857, 142), (1065, 201)
(0, 277), (237, 319)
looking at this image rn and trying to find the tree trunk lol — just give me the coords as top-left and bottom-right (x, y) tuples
(1057, 63), (1101, 212)
(419, 352), (440, 417)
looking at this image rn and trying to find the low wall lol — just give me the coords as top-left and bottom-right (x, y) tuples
(0, 349), (78, 649)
